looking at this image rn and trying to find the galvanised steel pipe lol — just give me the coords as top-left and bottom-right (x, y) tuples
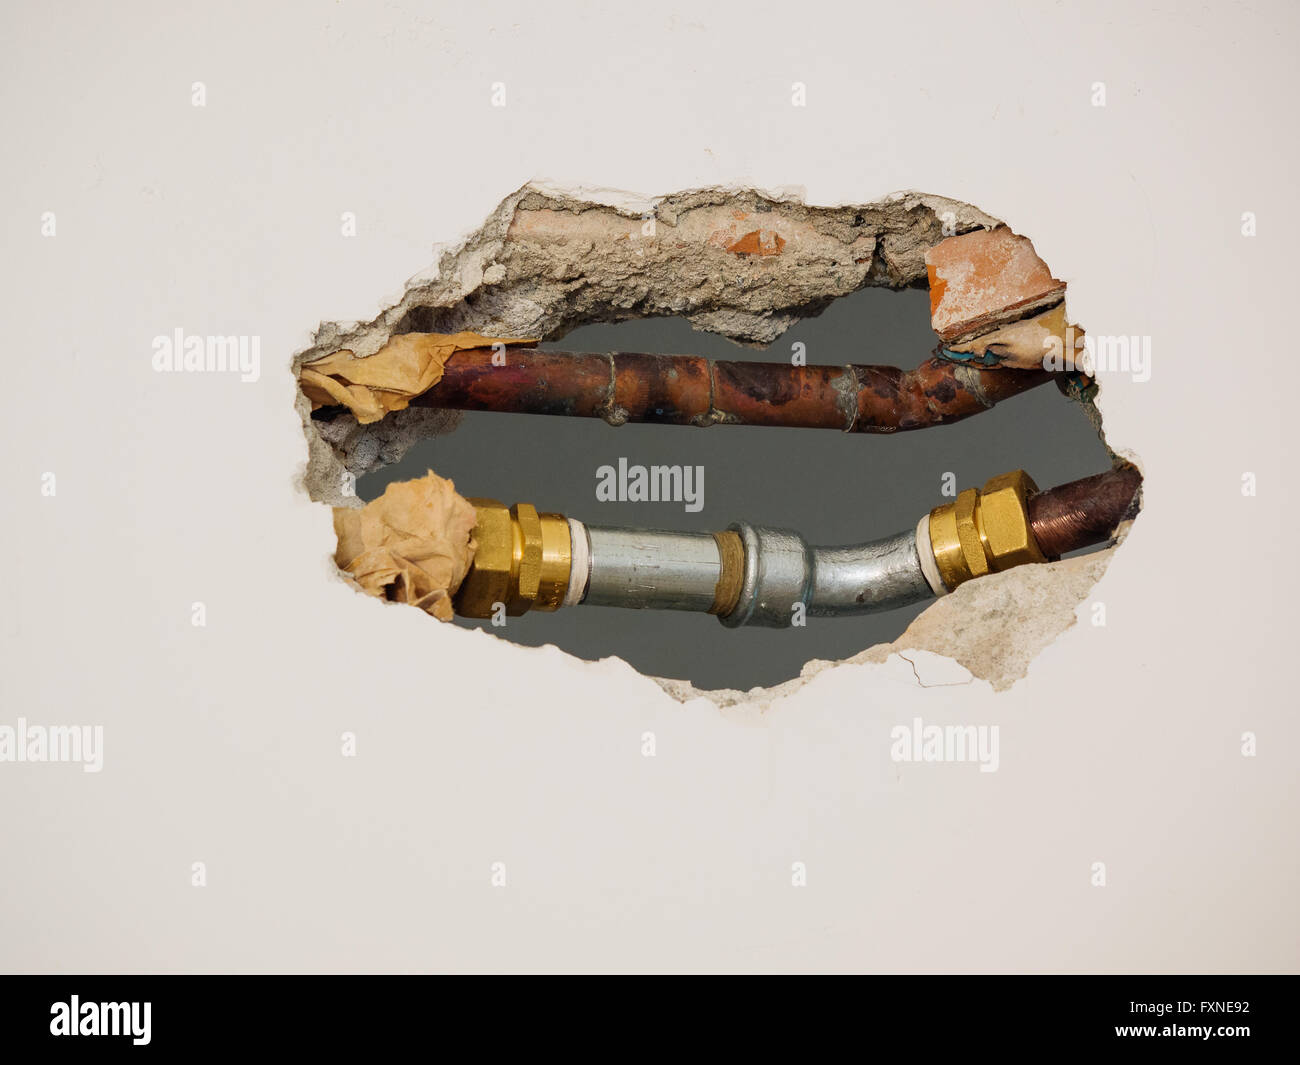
(453, 467), (1142, 628)
(719, 524), (931, 628)
(581, 527), (724, 613)
(413, 347), (1054, 433)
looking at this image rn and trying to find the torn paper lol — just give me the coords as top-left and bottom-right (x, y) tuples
(333, 471), (478, 621)
(301, 331), (535, 424)
(944, 305), (1081, 371)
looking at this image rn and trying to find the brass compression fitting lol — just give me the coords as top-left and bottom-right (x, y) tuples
(452, 468), (1141, 628)
(925, 470), (1047, 590)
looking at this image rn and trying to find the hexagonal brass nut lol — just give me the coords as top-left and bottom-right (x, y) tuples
(978, 470), (1047, 571)
(508, 502), (544, 609)
(452, 499), (570, 618)
(953, 487), (991, 581)
(453, 499), (515, 618)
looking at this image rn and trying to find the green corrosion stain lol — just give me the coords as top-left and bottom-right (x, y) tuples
(940, 348), (1002, 367)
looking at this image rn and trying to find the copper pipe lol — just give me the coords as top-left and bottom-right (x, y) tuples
(410, 347), (1053, 433)
(1029, 466), (1143, 557)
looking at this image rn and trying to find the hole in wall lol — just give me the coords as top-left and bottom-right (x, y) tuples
(297, 185), (1142, 698)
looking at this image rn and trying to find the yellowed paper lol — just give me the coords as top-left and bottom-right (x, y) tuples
(944, 305), (1080, 371)
(301, 331), (536, 424)
(332, 472), (478, 621)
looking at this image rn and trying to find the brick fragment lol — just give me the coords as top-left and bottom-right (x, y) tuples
(926, 226), (1065, 342)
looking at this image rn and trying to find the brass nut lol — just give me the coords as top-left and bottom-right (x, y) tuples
(454, 499), (513, 618)
(534, 511), (572, 612)
(953, 487), (991, 581)
(977, 470), (1046, 571)
(927, 470), (1046, 591)
(509, 502), (543, 610)
(453, 498), (572, 618)
(928, 496), (967, 592)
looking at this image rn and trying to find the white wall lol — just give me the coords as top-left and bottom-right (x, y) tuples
(2, 0), (1295, 972)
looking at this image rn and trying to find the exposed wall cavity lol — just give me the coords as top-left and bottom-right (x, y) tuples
(294, 183), (1136, 702)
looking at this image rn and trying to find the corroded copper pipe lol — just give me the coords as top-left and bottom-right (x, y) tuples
(1029, 466), (1143, 557)
(411, 347), (1053, 433)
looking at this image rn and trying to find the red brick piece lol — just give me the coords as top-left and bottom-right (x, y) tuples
(925, 226), (1066, 342)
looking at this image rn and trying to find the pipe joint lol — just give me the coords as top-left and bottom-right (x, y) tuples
(453, 499), (572, 617)
(926, 469), (1046, 592)
(721, 523), (814, 629)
